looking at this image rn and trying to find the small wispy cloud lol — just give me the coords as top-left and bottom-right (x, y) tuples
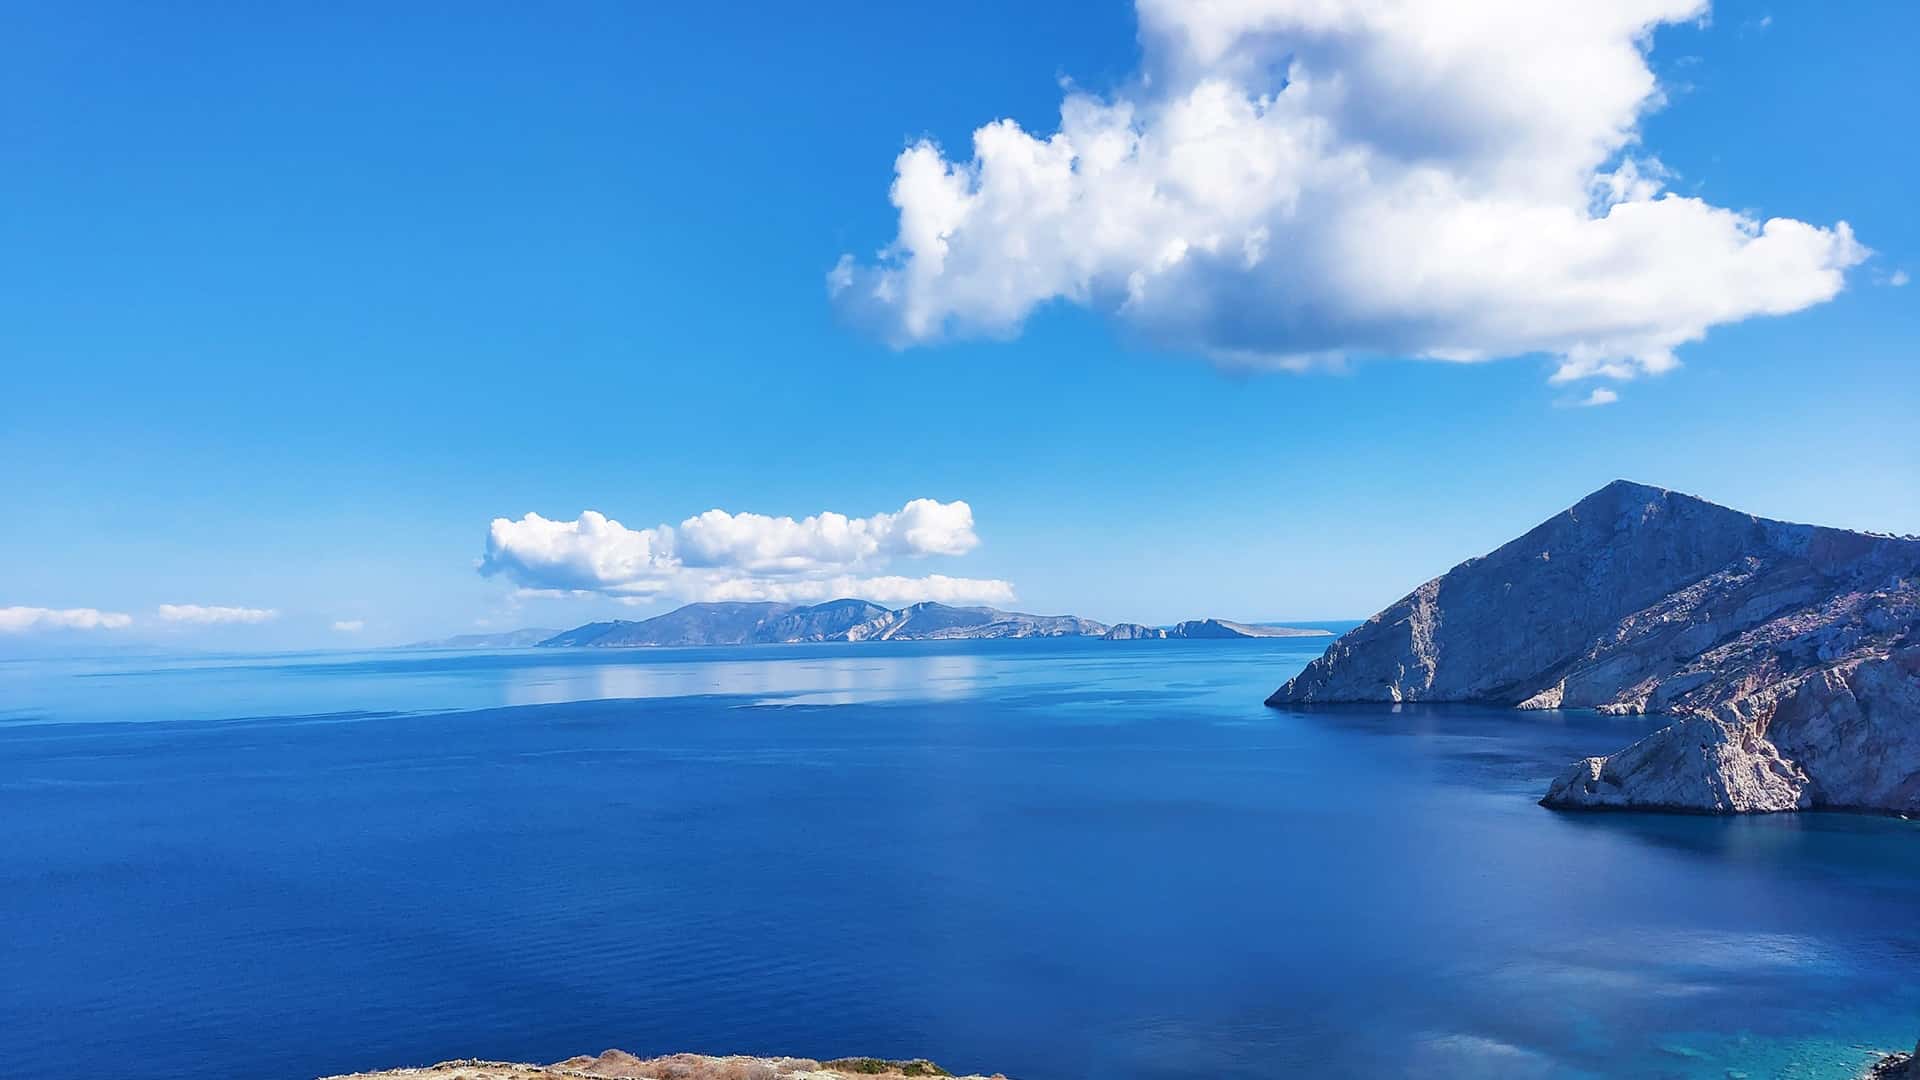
(1890, 270), (1910, 287)
(156, 604), (279, 625)
(331, 619), (366, 633)
(0, 606), (134, 633)
(1556, 387), (1620, 409)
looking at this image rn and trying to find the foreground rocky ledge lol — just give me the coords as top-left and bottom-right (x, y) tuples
(1267, 480), (1920, 815)
(321, 1050), (1004, 1080)
(319, 1042), (1919, 1080)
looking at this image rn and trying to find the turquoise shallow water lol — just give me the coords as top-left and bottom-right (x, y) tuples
(1, 637), (1915, 1079)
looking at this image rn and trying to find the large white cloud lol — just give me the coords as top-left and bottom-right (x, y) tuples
(479, 510), (678, 596)
(831, 0), (1866, 384)
(0, 606), (134, 633)
(156, 604), (279, 625)
(677, 498), (978, 571)
(480, 499), (1012, 606)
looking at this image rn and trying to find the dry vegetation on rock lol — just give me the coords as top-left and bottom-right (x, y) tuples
(320, 1050), (1000, 1080)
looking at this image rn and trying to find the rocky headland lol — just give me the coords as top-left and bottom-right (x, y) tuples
(1266, 480), (1920, 815)
(1102, 618), (1330, 640)
(320, 1050), (1001, 1080)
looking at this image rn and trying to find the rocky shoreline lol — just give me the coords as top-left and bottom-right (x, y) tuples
(1870, 1041), (1918, 1079)
(318, 1042), (1920, 1080)
(321, 1050), (1003, 1080)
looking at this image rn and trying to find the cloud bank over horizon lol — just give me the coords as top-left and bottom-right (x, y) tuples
(479, 498), (1016, 607)
(156, 604), (279, 625)
(832, 0), (1865, 385)
(0, 603), (318, 636)
(0, 606), (135, 633)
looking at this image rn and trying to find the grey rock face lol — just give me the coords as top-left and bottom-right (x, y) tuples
(1543, 645), (1920, 812)
(841, 602), (1107, 641)
(1540, 715), (1813, 813)
(1103, 622), (1170, 640)
(1267, 480), (1920, 815)
(755, 598), (889, 642)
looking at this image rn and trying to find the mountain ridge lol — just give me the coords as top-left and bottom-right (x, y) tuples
(539, 601), (1332, 648)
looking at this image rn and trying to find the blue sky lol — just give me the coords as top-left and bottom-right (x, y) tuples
(2, 1), (1915, 648)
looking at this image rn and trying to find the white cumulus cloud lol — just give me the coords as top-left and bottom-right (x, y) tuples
(332, 620), (366, 633)
(832, 0), (1865, 384)
(480, 499), (1012, 606)
(156, 604), (279, 625)
(0, 606), (134, 633)
(677, 498), (978, 572)
(1575, 387), (1620, 407)
(679, 572), (1015, 606)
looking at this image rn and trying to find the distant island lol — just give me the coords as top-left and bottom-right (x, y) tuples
(1267, 480), (1920, 817)
(400, 628), (562, 650)
(495, 601), (1333, 649)
(397, 605), (1331, 651)
(1105, 618), (1326, 640)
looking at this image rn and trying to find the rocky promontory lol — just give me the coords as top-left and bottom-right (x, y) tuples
(1266, 480), (1920, 815)
(1102, 618), (1331, 640)
(321, 1050), (1002, 1080)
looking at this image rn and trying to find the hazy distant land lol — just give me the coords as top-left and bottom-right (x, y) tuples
(412, 601), (1333, 650)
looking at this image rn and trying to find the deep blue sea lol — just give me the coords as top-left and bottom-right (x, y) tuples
(3, 637), (1916, 1080)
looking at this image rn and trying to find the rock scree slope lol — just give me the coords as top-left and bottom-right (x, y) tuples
(1266, 480), (1920, 815)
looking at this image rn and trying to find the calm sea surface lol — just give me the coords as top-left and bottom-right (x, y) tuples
(2, 637), (1915, 1079)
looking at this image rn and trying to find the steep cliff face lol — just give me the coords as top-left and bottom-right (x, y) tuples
(1543, 644), (1920, 812)
(1267, 481), (1920, 815)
